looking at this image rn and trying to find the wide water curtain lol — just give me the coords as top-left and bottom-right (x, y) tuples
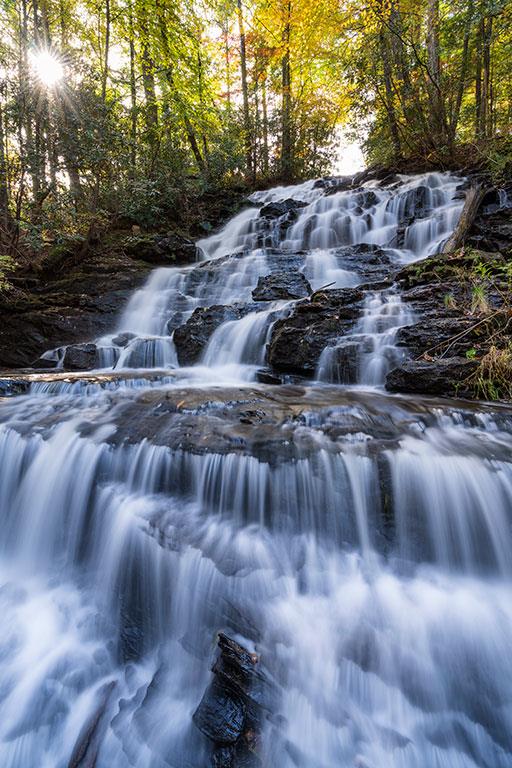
(1, 172), (511, 768)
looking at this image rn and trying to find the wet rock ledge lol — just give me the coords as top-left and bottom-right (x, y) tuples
(380, 183), (512, 399)
(384, 246), (512, 398)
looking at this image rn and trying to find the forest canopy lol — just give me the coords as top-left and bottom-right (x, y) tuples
(0, 0), (511, 249)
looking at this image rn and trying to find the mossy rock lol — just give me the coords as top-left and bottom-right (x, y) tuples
(38, 236), (86, 274)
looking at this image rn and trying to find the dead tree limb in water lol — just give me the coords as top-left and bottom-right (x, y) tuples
(443, 185), (486, 253)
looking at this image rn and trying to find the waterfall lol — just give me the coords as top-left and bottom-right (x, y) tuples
(1, 171), (512, 768)
(78, 171), (464, 374)
(316, 291), (415, 385)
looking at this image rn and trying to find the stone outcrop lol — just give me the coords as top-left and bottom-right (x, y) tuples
(259, 199), (307, 219)
(267, 288), (363, 375)
(386, 358), (478, 397)
(124, 233), (202, 265)
(173, 304), (256, 365)
(252, 271), (312, 301)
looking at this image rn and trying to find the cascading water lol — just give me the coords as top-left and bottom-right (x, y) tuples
(316, 291), (414, 385)
(85, 171), (464, 375)
(1, 171), (512, 768)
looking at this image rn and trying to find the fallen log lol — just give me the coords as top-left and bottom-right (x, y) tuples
(443, 184), (486, 253)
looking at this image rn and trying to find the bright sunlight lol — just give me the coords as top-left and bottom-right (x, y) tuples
(29, 50), (64, 87)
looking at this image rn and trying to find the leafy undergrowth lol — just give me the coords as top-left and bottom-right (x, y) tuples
(468, 345), (512, 401)
(444, 252), (512, 400)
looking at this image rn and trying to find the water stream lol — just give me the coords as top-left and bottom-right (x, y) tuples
(1, 172), (512, 768)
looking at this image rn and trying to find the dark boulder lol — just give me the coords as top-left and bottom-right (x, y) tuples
(267, 288), (363, 375)
(125, 233), (202, 265)
(334, 244), (393, 285)
(193, 680), (246, 744)
(193, 633), (270, 768)
(111, 331), (137, 347)
(386, 357), (478, 397)
(259, 199), (307, 219)
(469, 221), (512, 252)
(255, 369), (282, 385)
(213, 745), (236, 767)
(389, 185), (430, 226)
(173, 304), (256, 365)
(62, 343), (100, 371)
(377, 173), (401, 187)
(32, 349), (61, 369)
(314, 175), (353, 193)
(463, 184), (512, 253)
(480, 185), (512, 215)
(252, 271), (312, 301)
(355, 189), (379, 208)
(395, 318), (482, 358)
(0, 248), (150, 369)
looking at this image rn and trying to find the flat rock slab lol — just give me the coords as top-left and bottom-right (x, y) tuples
(2, 375), (511, 461)
(386, 357), (479, 397)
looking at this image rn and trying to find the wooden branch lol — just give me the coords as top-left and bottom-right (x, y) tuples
(442, 184), (486, 253)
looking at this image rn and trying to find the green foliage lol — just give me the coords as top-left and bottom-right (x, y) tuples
(471, 283), (491, 315)
(349, 0), (512, 165)
(0, 254), (16, 291)
(486, 142), (512, 184)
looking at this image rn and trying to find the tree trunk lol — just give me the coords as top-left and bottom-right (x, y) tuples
(388, 4), (429, 144)
(138, 12), (159, 140)
(236, 0), (252, 178)
(426, 0), (446, 144)
(223, 19), (231, 108)
(379, 31), (401, 159)
(280, 0), (292, 180)
(101, 0), (110, 104)
(261, 76), (269, 176)
(128, 9), (137, 177)
(475, 18), (482, 135)
(0, 95), (13, 241)
(450, 0), (474, 140)
(481, 15), (492, 137)
(155, 0), (207, 176)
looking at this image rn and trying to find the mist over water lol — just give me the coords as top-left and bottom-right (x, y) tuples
(1, 171), (512, 767)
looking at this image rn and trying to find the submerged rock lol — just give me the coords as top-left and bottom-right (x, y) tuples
(68, 681), (117, 768)
(252, 271), (312, 301)
(267, 288), (363, 375)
